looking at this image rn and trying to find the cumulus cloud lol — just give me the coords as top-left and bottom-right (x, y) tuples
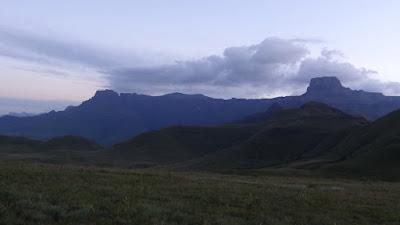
(107, 38), (400, 98)
(108, 38), (310, 97)
(1, 27), (399, 98)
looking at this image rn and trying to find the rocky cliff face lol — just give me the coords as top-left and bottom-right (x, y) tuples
(305, 77), (351, 97)
(304, 76), (384, 99)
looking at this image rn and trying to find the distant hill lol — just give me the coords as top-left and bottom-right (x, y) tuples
(113, 124), (261, 166)
(112, 102), (368, 169)
(0, 135), (42, 153)
(0, 135), (105, 165)
(234, 102), (284, 124)
(42, 136), (103, 151)
(0, 135), (102, 153)
(1, 76), (400, 145)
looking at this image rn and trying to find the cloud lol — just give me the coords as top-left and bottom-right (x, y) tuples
(293, 53), (400, 95)
(10, 66), (70, 77)
(108, 38), (310, 97)
(107, 38), (400, 98)
(0, 28), (118, 69)
(0, 27), (169, 76)
(1, 28), (399, 98)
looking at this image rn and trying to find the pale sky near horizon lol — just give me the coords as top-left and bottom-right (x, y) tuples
(0, 0), (400, 114)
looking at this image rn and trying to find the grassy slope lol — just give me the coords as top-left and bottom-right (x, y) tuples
(0, 162), (399, 225)
(0, 135), (42, 153)
(112, 103), (368, 169)
(0, 135), (108, 167)
(181, 103), (367, 170)
(318, 109), (400, 179)
(112, 124), (261, 165)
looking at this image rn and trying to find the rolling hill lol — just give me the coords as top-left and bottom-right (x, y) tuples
(2, 101), (400, 180)
(111, 101), (400, 180)
(312, 108), (400, 179)
(112, 102), (368, 169)
(0, 135), (104, 164)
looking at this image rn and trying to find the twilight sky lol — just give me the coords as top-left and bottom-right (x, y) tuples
(0, 0), (400, 114)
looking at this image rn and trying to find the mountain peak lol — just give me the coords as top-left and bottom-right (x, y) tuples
(82, 89), (120, 107)
(94, 89), (119, 98)
(307, 76), (344, 92)
(304, 76), (352, 97)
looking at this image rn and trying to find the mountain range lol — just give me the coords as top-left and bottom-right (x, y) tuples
(1, 76), (400, 146)
(1, 100), (400, 180)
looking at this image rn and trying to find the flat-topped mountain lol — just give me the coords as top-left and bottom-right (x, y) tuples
(275, 76), (400, 119)
(303, 76), (384, 100)
(1, 76), (400, 145)
(306, 77), (347, 95)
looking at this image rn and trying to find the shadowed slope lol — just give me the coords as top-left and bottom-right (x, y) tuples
(112, 124), (261, 166)
(185, 102), (368, 170)
(112, 102), (368, 169)
(316, 109), (400, 179)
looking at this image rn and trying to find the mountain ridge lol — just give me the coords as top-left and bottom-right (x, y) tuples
(1, 76), (400, 145)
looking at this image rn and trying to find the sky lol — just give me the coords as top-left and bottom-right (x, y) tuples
(0, 0), (400, 114)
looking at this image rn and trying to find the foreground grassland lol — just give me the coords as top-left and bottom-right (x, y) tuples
(0, 163), (399, 225)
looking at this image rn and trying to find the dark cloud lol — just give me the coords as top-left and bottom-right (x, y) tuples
(107, 38), (400, 98)
(108, 38), (310, 97)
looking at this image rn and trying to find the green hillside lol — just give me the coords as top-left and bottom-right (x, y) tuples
(0, 135), (106, 166)
(183, 102), (368, 170)
(0, 136), (42, 153)
(112, 102), (368, 170)
(316, 109), (400, 179)
(113, 124), (262, 166)
(42, 136), (103, 152)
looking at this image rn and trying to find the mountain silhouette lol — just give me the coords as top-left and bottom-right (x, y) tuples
(1, 76), (400, 145)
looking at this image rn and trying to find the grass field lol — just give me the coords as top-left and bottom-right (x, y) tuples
(0, 162), (399, 225)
